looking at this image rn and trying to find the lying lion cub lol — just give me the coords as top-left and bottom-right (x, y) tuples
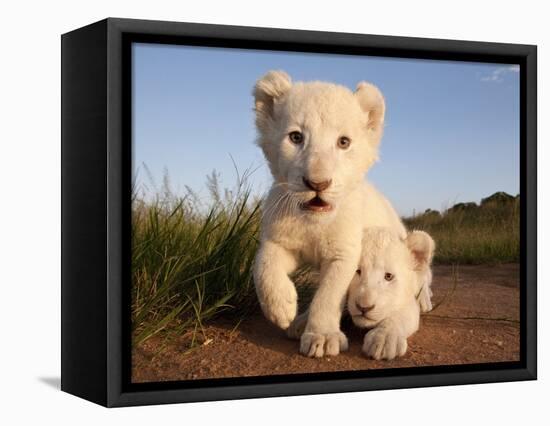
(348, 227), (435, 360)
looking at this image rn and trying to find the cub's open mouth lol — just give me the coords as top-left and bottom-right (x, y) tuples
(301, 196), (333, 213)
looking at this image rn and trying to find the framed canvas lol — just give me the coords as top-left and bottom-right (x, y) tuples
(61, 17), (537, 407)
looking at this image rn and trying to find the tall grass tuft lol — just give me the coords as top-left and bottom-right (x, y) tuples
(131, 169), (262, 346)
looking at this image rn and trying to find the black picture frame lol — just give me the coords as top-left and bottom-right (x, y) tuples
(61, 17), (537, 407)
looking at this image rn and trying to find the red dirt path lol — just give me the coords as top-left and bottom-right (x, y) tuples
(132, 264), (520, 382)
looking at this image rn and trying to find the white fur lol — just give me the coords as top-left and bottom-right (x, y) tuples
(252, 70), (406, 357)
(347, 228), (435, 360)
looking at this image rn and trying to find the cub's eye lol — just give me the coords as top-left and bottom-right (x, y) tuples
(288, 131), (304, 144)
(356, 269), (361, 276)
(384, 272), (394, 281)
(337, 136), (351, 149)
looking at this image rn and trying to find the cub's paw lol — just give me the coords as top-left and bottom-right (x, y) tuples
(417, 285), (433, 313)
(362, 327), (408, 360)
(287, 312), (308, 340)
(259, 284), (298, 330)
(300, 331), (349, 358)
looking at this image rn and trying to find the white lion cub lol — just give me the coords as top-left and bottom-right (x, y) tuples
(348, 227), (435, 360)
(253, 70), (407, 358)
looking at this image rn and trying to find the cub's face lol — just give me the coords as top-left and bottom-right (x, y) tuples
(254, 71), (385, 217)
(348, 229), (435, 328)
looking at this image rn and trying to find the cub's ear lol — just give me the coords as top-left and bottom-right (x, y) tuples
(406, 230), (435, 270)
(354, 82), (385, 141)
(253, 70), (292, 131)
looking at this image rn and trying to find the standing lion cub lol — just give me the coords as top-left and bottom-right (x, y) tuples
(252, 70), (407, 357)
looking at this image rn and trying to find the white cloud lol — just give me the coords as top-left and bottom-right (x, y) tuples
(480, 65), (520, 83)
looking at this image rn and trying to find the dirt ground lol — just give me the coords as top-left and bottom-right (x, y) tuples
(132, 264), (520, 383)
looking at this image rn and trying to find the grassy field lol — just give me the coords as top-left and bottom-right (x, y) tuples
(404, 192), (520, 265)
(132, 176), (519, 346)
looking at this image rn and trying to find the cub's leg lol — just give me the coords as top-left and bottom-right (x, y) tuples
(417, 284), (433, 313)
(300, 260), (356, 357)
(417, 268), (433, 312)
(254, 240), (299, 330)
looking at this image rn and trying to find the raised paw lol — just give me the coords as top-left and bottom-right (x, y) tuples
(258, 283), (298, 330)
(300, 331), (349, 358)
(362, 327), (408, 360)
(417, 285), (433, 313)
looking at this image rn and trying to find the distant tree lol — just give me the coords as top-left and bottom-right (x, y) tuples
(481, 191), (515, 207)
(447, 202), (478, 213)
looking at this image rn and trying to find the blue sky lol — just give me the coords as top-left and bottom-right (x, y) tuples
(132, 43), (519, 216)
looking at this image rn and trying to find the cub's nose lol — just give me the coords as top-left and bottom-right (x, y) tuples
(302, 177), (332, 192)
(355, 302), (375, 315)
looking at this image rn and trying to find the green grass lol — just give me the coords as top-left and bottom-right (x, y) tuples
(132, 172), (519, 345)
(403, 196), (520, 264)
(131, 170), (262, 346)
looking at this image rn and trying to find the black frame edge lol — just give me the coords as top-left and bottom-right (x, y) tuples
(524, 45), (537, 379)
(110, 366), (535, 407)
(106, 18), (126, 408)
(61, 19), (110, 406)
(105, 17), (536, 61)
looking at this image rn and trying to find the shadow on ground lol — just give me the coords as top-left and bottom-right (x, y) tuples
(38, 377), (61, 390)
